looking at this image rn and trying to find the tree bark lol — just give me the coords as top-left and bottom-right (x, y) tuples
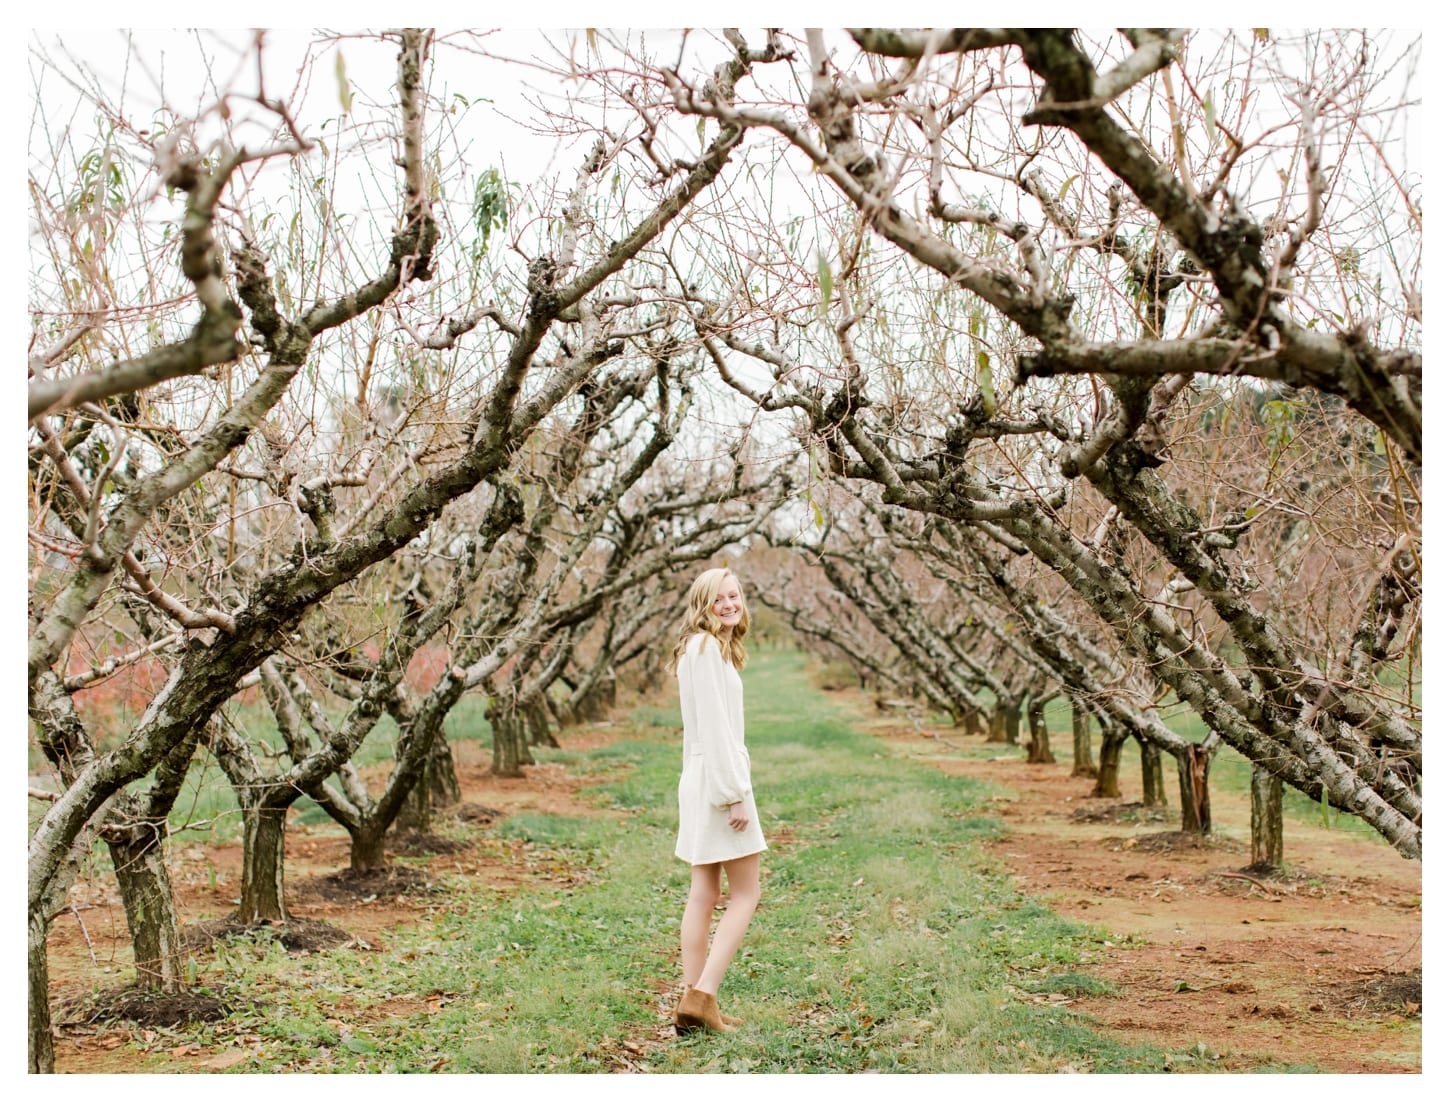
(103, 722), (201, 990)
(985, 698), (1009, 743)
(28, 909), (53, 1073)
(576, 672), (616, 722)
(1025, 691), (1056, 763)
(1177, 743), (1213, 834)
(394, 769), (432, 835)
(429, 732), (463, 807)
(524, 694), (557, 748)
(107, 829), (186, 991)
(1139, 738), (1167, 807)
(489, 700), (534, 777)
(1070, 701), (1098, 778)
(1249, 766), (1284, 872)
(986, 690), (1024, 745)
(1092, 724), (1127, 798)
(1002, 691), (1024, 747)
(350, 821), (389, 873)
(395, 732), (461, 834)
(237, 803), (290, 924)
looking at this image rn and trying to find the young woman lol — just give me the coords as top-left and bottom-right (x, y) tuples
(670, 567), (766, 1035)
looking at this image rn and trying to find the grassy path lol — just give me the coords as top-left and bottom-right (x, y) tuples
(158, 649), (1173, 1073)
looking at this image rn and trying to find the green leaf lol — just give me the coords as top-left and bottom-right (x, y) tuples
(1057, 174), (1078, 202)
(696, 116), (706, 151)
(1203, 91), (1218, 150)
(976, 350), (996, 416)
(472, 167), (509, 250)
(335, 51), (352, 116)
(817, 252), (834, 317)
(1253, 28), (1270, 43)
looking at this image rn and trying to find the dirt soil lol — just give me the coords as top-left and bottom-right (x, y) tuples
(44, 730), (630, 1073)
(44, 709), (1421, 1074)
(867, 715), (1422, 1073)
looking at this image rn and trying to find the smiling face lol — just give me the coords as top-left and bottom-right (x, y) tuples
(675, 566), (751, 670)
(711, 574), (744, 632)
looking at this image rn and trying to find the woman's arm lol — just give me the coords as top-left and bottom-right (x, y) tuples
(682, 636), (752, 810)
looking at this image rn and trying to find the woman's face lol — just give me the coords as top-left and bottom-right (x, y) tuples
(712, 575), (744, 629)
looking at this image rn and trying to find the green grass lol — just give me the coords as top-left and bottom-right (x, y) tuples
(102, 650), (1295, 1073)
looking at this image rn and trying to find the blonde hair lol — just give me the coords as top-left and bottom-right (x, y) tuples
(672, 567), (749, 672)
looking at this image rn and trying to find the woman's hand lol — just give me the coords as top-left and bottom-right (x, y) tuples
(726, 802), (749, 832)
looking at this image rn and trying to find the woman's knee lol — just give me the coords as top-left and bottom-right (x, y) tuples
(729, 882), (761, 909)
(688, 864), (722, 909)
(723, 864), (761, 907)
(688, 886), (721, 911)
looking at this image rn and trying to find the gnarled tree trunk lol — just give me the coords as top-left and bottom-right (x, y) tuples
(990, 691), (1024, 746)
(396, 731), (462, 834)
(574, 671), (616, 724)
(524, 694), (557, 748)
(107, 827), (186, 990)
(428, 731), (463, 806)
(489, 699), (534, 777)
(1092, 724), (1128, 797)
(1139, 739), (1167, 808)
(237, 802), (290, 924)
(962, 708), (983, 738)
(28, 909), (53, 1073)
(1071, 701), (1097, 778)
(1024, 691), (1056, 764)
(1177, 743), (1214, 834)
(1248, 766), (1284, 871)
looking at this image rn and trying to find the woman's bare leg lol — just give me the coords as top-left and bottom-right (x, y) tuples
(692, 853), (760, 996)
(681, 862), (721, 986)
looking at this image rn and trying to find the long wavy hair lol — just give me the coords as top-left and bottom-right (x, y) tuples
(672, 567), (750, 672)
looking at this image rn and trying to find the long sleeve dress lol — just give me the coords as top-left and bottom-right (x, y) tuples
(674, 632), (768, 865)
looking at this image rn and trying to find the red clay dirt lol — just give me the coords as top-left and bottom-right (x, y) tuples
(865, 713), (1422, 1074)
(44, 732), (632, 1073)
(43, 703), (1421, 1074)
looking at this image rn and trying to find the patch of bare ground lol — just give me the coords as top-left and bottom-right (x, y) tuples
(45, 722), (636, 1073)
(859, 702), (1422, 1073)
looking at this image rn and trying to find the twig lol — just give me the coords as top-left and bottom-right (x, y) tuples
(68, 904), (100, 966)
(1218, 871), (1285, 895)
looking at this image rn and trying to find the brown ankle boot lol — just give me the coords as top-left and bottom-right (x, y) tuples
(683, 985), (742, 1026)
(673, 986), (736, 1034)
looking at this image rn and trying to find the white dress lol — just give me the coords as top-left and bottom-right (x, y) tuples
(674, 632), (767, 865)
